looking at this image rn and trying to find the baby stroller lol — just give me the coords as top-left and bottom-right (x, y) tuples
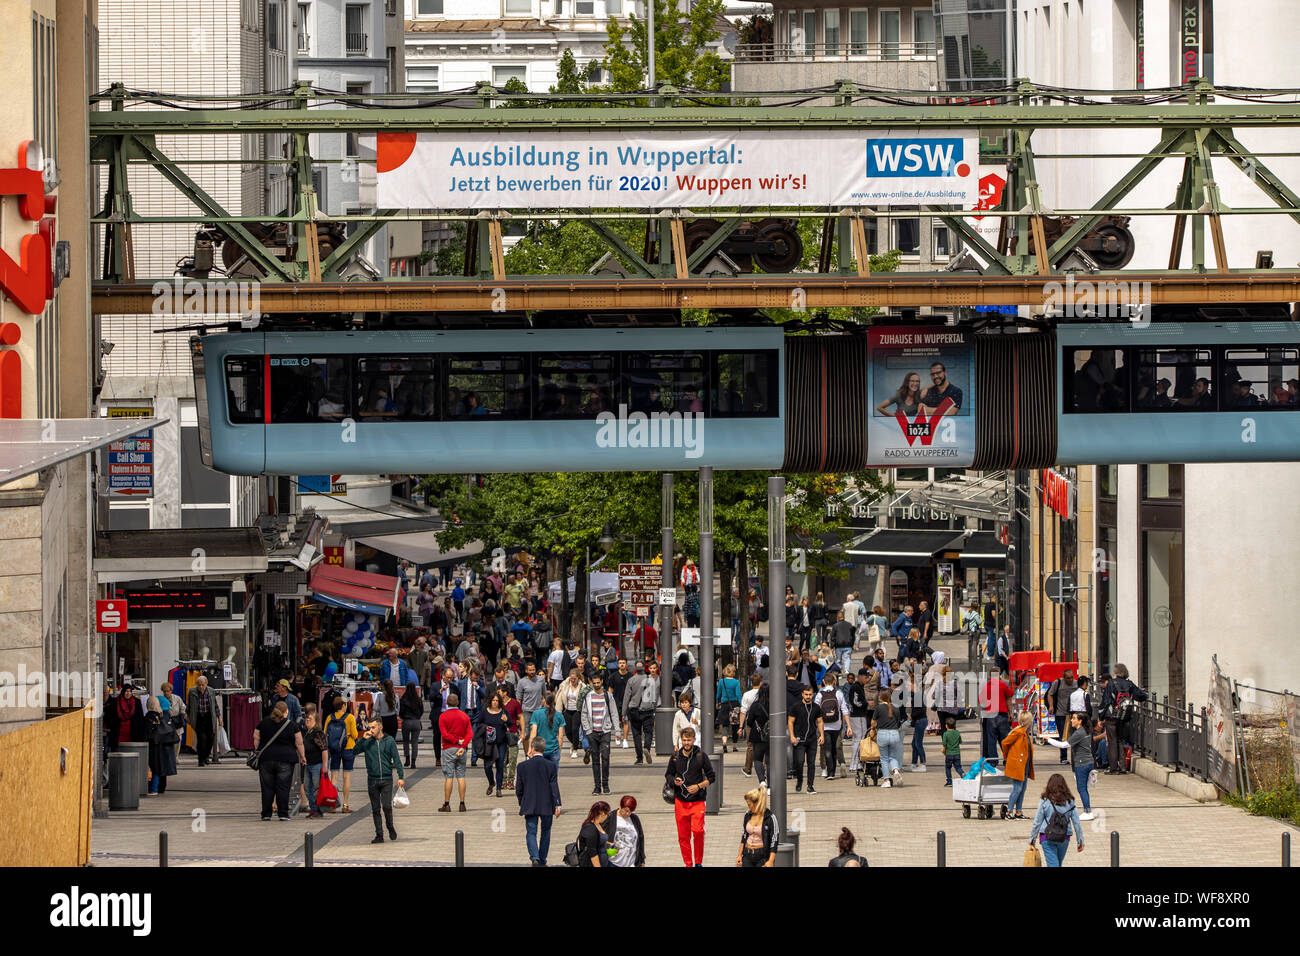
(855, 733), (883, 787)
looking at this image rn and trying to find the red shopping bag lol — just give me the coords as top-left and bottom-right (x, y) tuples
(317, 772), (339, 809)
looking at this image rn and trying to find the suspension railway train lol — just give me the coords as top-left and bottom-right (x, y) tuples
(191, 310), (1300, 475)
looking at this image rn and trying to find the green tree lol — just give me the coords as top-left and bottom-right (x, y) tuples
(603, 0), (730, 92)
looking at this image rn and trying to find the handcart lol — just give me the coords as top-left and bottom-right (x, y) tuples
(953, 767), (1013, 819)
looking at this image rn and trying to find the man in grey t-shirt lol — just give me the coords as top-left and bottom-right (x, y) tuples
(515, 662), (548, 731)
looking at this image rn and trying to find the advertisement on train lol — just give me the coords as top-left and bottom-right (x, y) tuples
(374, 129), (979, 210)
(867, 325), (975, 466)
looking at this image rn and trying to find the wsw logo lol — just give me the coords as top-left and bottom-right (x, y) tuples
(895, 396), (956, 445)
(866, 138), (971, 179)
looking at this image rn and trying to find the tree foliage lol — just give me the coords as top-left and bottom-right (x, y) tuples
(603, 0), (730, 92)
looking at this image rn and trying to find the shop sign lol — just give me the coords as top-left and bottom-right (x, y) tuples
(105, 406), (154, 497)
(1040, 469), (1074, 520)
(323, 546), (344, 566)
(0, 141), (57, 317)
(96, 599), (128, 633)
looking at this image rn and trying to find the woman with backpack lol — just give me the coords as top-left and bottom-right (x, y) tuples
(575, 801), (611, 867)
(716, 664), (743, 754)
(324, 698), (359, 813)
(814, 673), (850, 780)
(864, 605), (890, 653)
(1000, 711), (1036, 819)
(735, 786), (779, 867)
(1101, 663), (1148, 775)
(475, 690), (510, 798)
(145, 695), (178, 795)
(1027, 772), (1085, 866)
(399, 681), (424, 768)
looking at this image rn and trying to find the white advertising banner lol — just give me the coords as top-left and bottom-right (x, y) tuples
(375, 129), (980, 210)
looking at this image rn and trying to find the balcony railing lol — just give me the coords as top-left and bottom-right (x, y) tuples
(735, 40), (937, 63)
(346, 32), (369, 55)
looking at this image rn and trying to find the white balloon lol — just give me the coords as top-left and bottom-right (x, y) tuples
(344, 622), (358, 635)
(349, 645), (365, 657)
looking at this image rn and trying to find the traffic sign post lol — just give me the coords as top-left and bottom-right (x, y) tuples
(1044, 571), (1077, 604)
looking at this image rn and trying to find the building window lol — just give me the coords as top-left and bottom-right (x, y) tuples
(880, 8), (900, 60)
(912, 8), (936, 56)
(933, 223), (958, 258)
(504, 0), (531, 13)
(417, 0), (443, 12)
(1142, 463), (1183, 500)
(849, 10), (868, 54)
(575, 0), (594, 13)
(606, 0), (621, 15)
(803, 11), (816, 54)
(493, 64), (527, 88)
(345, 4), (368, 55)
(345, 82), (368, 156)
(824, 10), (839, 56)
(268, 1), (283, 50)
(297, 3), (310, 52)
(893, 208), (920, 256)
(407, 65), (439, 92)
(1142, 530), (1185, 704)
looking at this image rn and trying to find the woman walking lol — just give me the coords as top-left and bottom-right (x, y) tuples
(158, 681), (186, 764)
(253, 701), (305, 821)
(399, 681), (424, 768)
(577, 801), (611, 867)
(499, 685), (523, 790)
(1027, 772), (1086, 866)
(603, 795), (646, 868)
(716, 665), (743, 754)
(300, 710), (326, 817)
(555, 667), (587, 760)
(475, 690), (510, 798)
(811, 592), (829, 649)
(375, 679), (400, 739)
(145, 695), (178, 795)
(1041, 712), (1096, 820)
(871, 693), (904, 787)
(527, 693), (567, 768)
(735, 786), (779, 867)
(796, 596), (813, 653)
(1000, 711), (1036, 819)
(828, 828), (869, 867)
(908, 675), (928, 773)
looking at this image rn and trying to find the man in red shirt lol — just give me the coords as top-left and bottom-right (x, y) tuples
(978, 670), (1013, 766)
(438, 694), (473, 812)
(635, 621), (658, 663)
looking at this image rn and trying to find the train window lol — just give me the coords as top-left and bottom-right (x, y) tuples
(269, 356), (350, 423)
(623, 352), (706, 415)
(356, 357), (438, 420)
(712, 351), (778, 417)
(1135, 349), (1215, 411)
(1066, 348), (1129, 413)
(224, 357), (264, 423)
(534, 354), (616, 419)
(1221, 349), (1300, 409)
(446, 356), (528, 419)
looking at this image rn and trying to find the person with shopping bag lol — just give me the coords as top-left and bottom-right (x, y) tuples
(353, 716), (406, 843)
(1026, 772), (1085, 867)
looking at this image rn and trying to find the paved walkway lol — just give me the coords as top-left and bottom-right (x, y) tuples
(90, 712), (1292, 868)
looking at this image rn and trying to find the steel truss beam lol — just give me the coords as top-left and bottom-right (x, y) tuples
(91, 272), (1300, 315)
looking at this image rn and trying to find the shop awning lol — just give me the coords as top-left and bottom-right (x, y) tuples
(844, 529), (965, 567)
(354, 532), (483, 567)
(308, 563), (401, 617)
(95, 527), (268, 584)
(0, 416), (166, 486)
(954, 531), (1009, 568)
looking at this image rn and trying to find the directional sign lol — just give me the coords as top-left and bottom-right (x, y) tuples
(659, 588), (678, 605)
(1044, 571), (1077, 605)
(105, 406), (154, 497)
(678, 627), (701, 646)
(623, 590), (658, 606)
(594, 590), (620, 606)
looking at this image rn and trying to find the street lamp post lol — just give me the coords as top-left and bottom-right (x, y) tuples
(699, 467), (715, 752)
(767, 476), (788, 831)
(655, 473), (676, 754)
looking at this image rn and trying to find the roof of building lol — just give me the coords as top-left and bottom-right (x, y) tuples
(406, 18), (552, 34)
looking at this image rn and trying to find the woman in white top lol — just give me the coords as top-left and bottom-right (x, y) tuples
(603, 794), (646, 867)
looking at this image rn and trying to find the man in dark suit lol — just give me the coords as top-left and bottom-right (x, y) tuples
(515, 736), (562, 866)
(455, 667), (485, 765)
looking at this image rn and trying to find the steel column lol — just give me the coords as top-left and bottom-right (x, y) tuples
(767, 476), (788, 832)
(699, 467), (715, 752)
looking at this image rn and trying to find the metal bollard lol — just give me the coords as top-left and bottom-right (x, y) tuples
(1284, 832), (1291, 868)
(937, 830), (946, 868)
(455, 829), (465, 867)
(304, 831), (314, 868)
(1110, 831), (1120, 867)
(159, 830), (168, 868)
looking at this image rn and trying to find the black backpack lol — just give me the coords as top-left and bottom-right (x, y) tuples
(1043, 805), (1072, 842)
(563, 840), (582, 867)
(818, 691), (841, 725)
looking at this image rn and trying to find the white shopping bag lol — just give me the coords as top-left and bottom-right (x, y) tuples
(392, 784), (410, 809)
(214, 725), (232, 756)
